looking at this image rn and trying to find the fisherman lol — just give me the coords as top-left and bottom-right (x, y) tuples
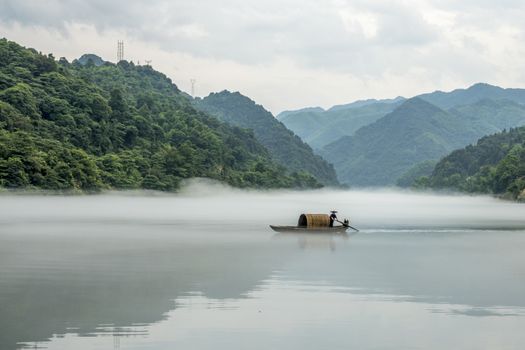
(329, 210), (338, 227)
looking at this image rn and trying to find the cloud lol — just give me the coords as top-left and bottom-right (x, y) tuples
(1, 0), (525, 113)
(0, 0), (440, 69)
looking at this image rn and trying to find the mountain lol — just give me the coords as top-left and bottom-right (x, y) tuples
(75, 54), (106, 66)
(193, 91), (339, 185)
(278, 99), (403, 150)
(319, 98), (474, 186)
(327, 96), (406, 112)
(319, 97), (525, 186)
(278, 83), (525, 152)
(419, 83), (525, 109)
(423, 126), (525, 200)
(449, 98), (525, 132)
(0, 38), (322, 191)
(276, 107), (325, 120)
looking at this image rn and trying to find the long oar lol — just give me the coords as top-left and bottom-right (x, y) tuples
(336, 219), (359, 232)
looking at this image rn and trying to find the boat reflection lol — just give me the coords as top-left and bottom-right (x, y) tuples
(272, 231), (357, 251)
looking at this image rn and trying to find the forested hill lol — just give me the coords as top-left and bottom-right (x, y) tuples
(0, 38), (322, 192)
(319, 97), (525, 187)
(193, 91), (339, 186)
(420, 126), (525, 200)
(320, 98), (472, 186)
(278, 100), (402, 150)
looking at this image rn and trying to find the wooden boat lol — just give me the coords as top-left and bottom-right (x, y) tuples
(269, 224), (348, 233)
(269, 213), (354, 233)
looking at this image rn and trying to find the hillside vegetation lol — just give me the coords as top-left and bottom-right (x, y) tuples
(0, 38), (322, 192)
(194, 91), (338, 185)
(420, 126), (525, 199)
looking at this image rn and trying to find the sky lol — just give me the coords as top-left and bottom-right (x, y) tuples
(1, 0), (525, 114)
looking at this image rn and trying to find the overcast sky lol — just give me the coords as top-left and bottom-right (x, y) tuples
(1, 0), (525, 114)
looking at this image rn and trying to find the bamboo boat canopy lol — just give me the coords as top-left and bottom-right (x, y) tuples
(298, 214), (331, 228)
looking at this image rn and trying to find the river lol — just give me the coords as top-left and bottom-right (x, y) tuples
(1, 180), (525, 349)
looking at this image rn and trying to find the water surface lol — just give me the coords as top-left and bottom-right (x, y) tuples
(1, 183), (525, 349)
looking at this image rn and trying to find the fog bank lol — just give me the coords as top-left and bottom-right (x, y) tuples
(1, 180), (524, 230)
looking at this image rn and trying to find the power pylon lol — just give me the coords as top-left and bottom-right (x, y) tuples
(117, 41), (124, 62)
(190, 79), (196, 97)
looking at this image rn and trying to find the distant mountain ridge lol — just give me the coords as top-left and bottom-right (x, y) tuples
(418, 83), (525, 109)
(193, 91), (339, 186)
(320, 96), (525, 186)
(327, 96), (406, 112)
(277, 107), (325, 121)
(320, 98), (474, 186)
(278, 100), (403, 150)
(280, 83), (525, 151)
(278, 83), (525, 187)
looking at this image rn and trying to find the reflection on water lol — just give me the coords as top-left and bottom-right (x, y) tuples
(1, 183), (525, 349)
(273, 232), (355, 251)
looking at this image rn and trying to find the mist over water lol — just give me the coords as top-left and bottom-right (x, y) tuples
(2, 179), (524, 230)
(1, 180), (525, 350)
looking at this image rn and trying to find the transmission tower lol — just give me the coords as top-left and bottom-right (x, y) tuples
(190, 79), (196, 97)
(145, 60), (152, 66)
(117, 41), (124, 62)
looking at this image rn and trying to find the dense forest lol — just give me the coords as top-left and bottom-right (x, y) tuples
(193, 91), (338, 185)
(0, 38), (323, 192)
(419, 126), (525, 200)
